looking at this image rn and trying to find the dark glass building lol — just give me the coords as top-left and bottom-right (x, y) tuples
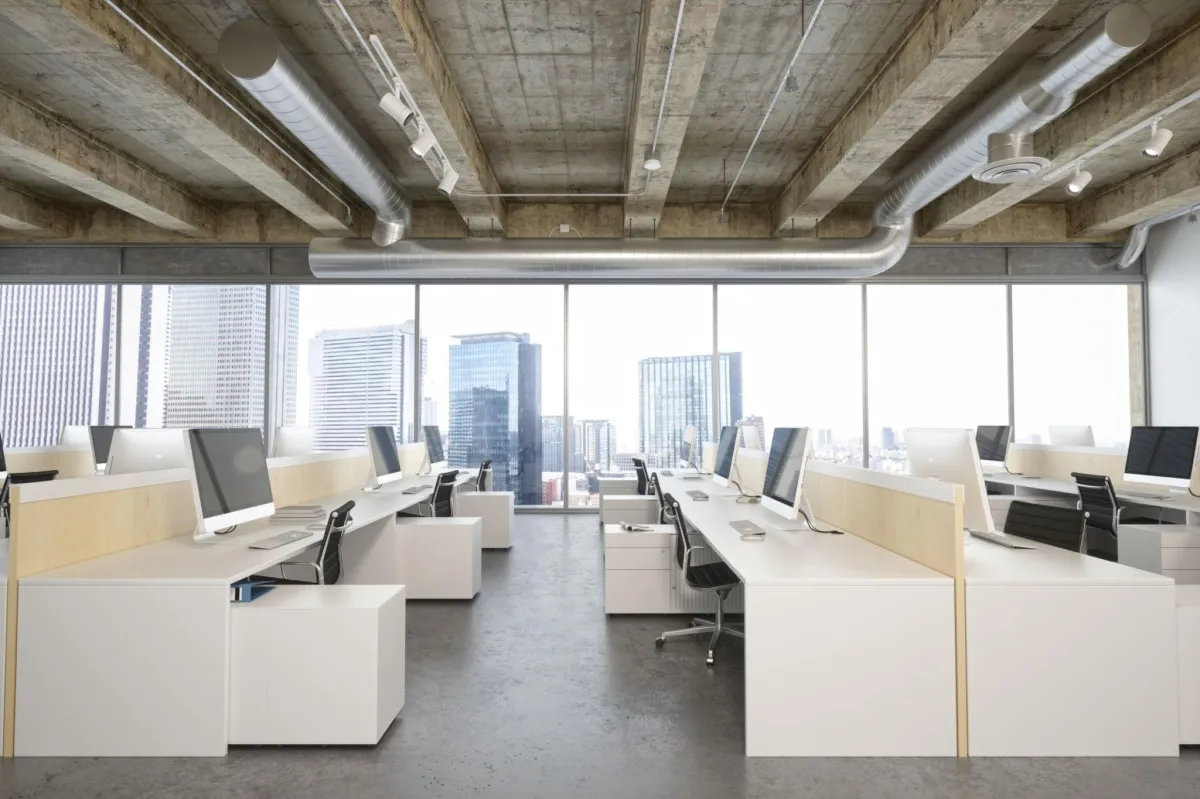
(448, 332), (542, 505)
(638, 352), (742, 468)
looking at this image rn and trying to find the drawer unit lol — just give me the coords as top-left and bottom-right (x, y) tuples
(1164, 570), (1200, 585)
(1162, 548), (1200, 570)
(605, 570), (672, 614)
(606, 546), (671, 570)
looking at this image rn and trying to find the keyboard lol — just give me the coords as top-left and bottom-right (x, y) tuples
(680, 474), (703, 481)
(969, 530), (1036, 550)
(1122, 490), (1168, 500)
(686, 490), (709, 501)
(402, 484), (433, 494)
(660, 470), (674, 477)
(249, 530), (314, 550)
(730, 519), (765, 538)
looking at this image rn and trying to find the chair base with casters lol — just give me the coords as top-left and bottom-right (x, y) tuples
(655, 584), (744, 666)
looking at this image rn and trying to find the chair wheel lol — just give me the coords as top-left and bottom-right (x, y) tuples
(655, 637), (665, 648)
(706, 653), (715, 666)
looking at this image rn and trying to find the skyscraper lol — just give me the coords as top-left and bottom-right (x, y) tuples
(133, 285), (171, 428)
(542, 415), (566, 473)
(638, 352), (742, 467)
(0, 285), (117, 447)
(448, 332), (542, 505)
(577, 419), (616, 471)
(309, 321), (421, 451)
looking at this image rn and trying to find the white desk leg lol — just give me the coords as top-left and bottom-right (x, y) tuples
(340, 514), (406, 585)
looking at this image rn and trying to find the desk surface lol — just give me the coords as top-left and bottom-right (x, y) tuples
(655, 474), (949, 587)
(23, 472), (463, 587)
(963, 534), (1172, 587)
(986, 472), (1200, 513)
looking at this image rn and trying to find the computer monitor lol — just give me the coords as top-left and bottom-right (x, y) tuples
(907, 428), (995, 534)
(681, 424), (697, 468)
(975, 425), (1010, 465)
(1049, 425), (1096, 447)
(88, 426), (129, 472)
(271, 426), (314, 458)
(366, 425), (404, 488)
(106, 429), (188, 475)
(712, 426), (738, 488)
(761, 427), (813, 521)
(1124, 426), (1199, 490)
(59, 425), (91, 449)
(184, 428), (275, 540)
(423, 425), (446, 466)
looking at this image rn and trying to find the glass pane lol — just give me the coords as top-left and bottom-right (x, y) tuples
(866, 285), (1008, 471)
(568, 285), (715, 506)
(420, 286), (564, 507)
(269, 285), (417, 451)
(718, 285), (863, 464)
(1, 285), (117, 447)
(118, 285), (267, 432)
(1012, 285), (1136, 446)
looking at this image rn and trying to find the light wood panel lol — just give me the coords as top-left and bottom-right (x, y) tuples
(1007, 445), (1129, 487)
(4, 448), (95, 479)
(804, 464), (968, 757)
(268, 453), (370, 508)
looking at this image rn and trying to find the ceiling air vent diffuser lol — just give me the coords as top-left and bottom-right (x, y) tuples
(972, 133), (1049, 184)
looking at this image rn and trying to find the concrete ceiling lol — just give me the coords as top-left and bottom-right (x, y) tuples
(0, 0), (1195, 244)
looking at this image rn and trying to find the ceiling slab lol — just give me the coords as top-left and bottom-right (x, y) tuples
(1069, 143), (1200, 236)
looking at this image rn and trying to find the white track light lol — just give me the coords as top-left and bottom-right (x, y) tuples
(643, 146), (662, 171)
(1066, 167), (1092, 196)
(1143, 120), (1173, 159)
(410, 127), (437, 159)
(785, 73), (799, 93)
(437, 166), (459, 196)
(379, 92), (414, 126)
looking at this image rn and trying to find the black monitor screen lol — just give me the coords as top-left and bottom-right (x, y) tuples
(762, 428), (810, 507)
(369, 426), (402, 477)
(188, 429), (273, 519)
(714, 426), (737, 479)
(975, 425), (1010, 462)
(1125, 426), (1198, 480)
(423, 425), (445, 464)
(90, 426), (130, 467)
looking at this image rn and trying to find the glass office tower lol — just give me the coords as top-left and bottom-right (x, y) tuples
(448, 332), (542, 505)
(638, 352), (742, 467)
(0, 285), (117, 446)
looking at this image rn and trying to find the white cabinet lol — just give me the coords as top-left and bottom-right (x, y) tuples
(1121, 524), (1200, 584)
(1180, 586), (1200, 745)
(603, 524), (743, 614)
(455, 491), (514, 549)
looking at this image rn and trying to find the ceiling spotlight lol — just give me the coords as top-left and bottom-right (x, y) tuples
(379, 92), (414, 126)
(1189, 210), (1198, 224)
(643, 146), (662, 171)
(1143, 120), (1173, 159)
(1066, 167), (1092, 196)
(437, 165), (459, 196)
(410, 127), (437, 160)
(785, 73), (799, 93)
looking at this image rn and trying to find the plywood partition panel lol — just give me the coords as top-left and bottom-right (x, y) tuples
(1006, 445), (1129, 485)
(804, 461), (968, 756)
(267, 451), (370, 508)
(4, 448), (96, 479)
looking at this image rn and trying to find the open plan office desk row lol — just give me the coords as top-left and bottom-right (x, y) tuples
(2, 456), (477, 757)
(653, 466), (1178, 758)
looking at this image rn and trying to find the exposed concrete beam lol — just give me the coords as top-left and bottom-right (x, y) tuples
(0, 90), (214, 236)
(923, 10), (1200, 237)
(0, 182), (73, 237)
(624, 0), (723, 235)
(771, 0), (1058, 233)
(1069, 145), (1200, 237)
(36, 0), (355, 235)
(314, 0), (505, 232)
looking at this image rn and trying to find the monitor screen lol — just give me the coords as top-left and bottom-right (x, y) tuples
(368, 425), (402, 477)
(90, 426), (130, 467)
(188, 429), (273, 520)
(975, 425), (1010, 463)
(423, 425), (445, 464)
(1125, 426), (1198, 480)
(714, 426), (737, 479)
(762, 428), (810, 508)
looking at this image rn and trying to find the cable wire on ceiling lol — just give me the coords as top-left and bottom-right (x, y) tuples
(650, 0), (688, 155)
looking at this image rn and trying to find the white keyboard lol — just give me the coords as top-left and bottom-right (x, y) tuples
(1122, 490), (1168, 500)
(249, 530), (314, 550)
(969, 530), (1036, 550)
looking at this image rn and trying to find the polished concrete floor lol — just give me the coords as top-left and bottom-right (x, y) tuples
(2, 514), (1198, 798)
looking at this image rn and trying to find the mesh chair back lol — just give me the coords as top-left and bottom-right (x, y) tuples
(1004, 500), (1088, 553)
(318, 500), (354, 585)
(665, 493), (695, 571)
(432, 470), (458, 517)
(476, 459), (492, 492)
(1071, 472), (1118, 538)
(632, 457), (649, 495)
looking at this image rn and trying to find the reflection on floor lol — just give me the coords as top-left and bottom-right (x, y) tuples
(2, 514), (1197, 799)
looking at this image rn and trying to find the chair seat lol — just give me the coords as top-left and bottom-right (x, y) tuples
(686, 560), (740, 590)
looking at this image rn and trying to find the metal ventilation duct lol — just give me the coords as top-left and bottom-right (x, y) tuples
(221, 5), (1148, 279)
(218, 19), (411, 246)
(974, 133), (1050, 184)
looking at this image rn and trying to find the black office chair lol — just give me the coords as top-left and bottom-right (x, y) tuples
(475, 459), (492, 493)
(1003, 500), (1089, 553)
(655, 493), (743, 666)
(649, 473), (669, 524)
(430, 470), (458, 517)
(1071, 472), (1160, 562)
(632, 457), (649, 495)
(275, 500), (355, 585)
(1, 469), (59, 537)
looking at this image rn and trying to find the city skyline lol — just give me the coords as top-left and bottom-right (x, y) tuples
(638, 352), (742, 468)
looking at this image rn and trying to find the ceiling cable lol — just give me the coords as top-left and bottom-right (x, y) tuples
(649, 0), (688, 156)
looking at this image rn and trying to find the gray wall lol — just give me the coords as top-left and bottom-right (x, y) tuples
(1147, 217), (1200, 425)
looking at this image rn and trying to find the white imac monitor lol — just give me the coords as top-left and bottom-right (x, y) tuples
(59, 425), (91, 449)
(88, 426), (129, 473)
(760, 428), (813, 521)
(974, 425), (1010, 472)
(272, 426), (314, 458)
(1124, 426), (1199, 490)
(106, 429), (187, 475)
(711, 426), (738, 488)
(907, 428), (995, 534)
(422, 425), (446, 472)
(739, 424), (763, 452)
(681, 424), (697, 468)
(1049, 425), (1095, 447)
(366, 425), (404, 489)
(184, 428), (275, 541)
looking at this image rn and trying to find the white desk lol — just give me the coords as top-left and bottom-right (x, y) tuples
(986, 472), (1200, 517)
(655, 474), (957, 757)
(964, 536), (1177, 756)
(12, 471), (466, 757)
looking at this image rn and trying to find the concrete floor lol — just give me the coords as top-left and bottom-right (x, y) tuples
(1, 513), (1198, 798)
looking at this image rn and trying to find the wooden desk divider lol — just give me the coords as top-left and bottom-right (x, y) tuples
(1006, 443), (1130, 486)
(267, 449), (370, 508)
(4, 447), (98, 479)
(804, 461), (968, 757)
